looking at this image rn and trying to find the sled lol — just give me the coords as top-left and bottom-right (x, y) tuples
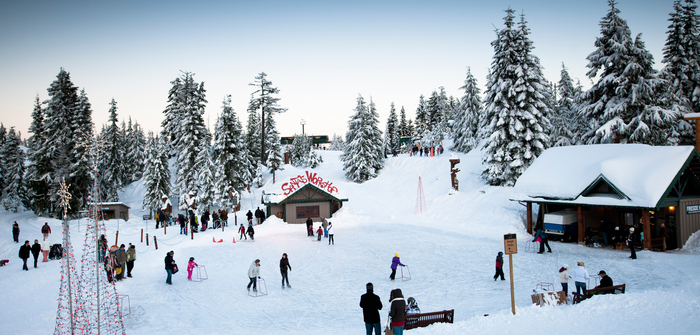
(401, 265), (412, 281)
(248, 277), (268, 297)
(191, 265), (208, 282)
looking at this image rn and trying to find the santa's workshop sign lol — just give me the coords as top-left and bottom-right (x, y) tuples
(281, 171), (339, 195)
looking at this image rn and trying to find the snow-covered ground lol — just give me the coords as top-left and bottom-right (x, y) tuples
(2, 146), (700, 335)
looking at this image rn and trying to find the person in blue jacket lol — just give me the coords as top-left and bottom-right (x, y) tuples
(390, 253), (405, 281)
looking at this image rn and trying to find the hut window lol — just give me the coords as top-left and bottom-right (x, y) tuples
(296, 206), (320, 219)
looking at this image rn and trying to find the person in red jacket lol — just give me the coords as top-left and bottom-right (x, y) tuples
(316, 226), (323, 241)
(41, 222), (51, 240)
(494, 251), (505, 281)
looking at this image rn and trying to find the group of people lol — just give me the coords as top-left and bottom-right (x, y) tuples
(306, 217), (334, 244)
(409, 144), (444, 157)
(100, 236), (137, 283)
(360, 284), (421, 335)
(246, 207), (267, 225)
(15, 222), (54, 271)
(559, 261), (614, 299)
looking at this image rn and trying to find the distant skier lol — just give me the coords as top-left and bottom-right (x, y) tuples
(493, 251), (505, 281)
(390, 253), (405, 281)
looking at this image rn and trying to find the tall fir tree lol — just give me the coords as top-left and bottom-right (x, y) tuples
(264, 109), (284, 183)
(452, 67), (482, 153)
(142, 133), (171, 213)
(328, 134), (345, 151)
(399, 106), (409, 137)
(196, 145), (216, 208)
(581, 0), (681, 145)
(71, 88), (94, 210)
(413, 95), (429, 143)
(248, 72), (287, 165)
(663, 0), (700, 144)
(100, 99), (124, 202)
(212, 95), (247, 206)
(2, 127), (27, 212)
(550, 63), (579, 147)
(341, 95), (385, 183)
(0, 124), (5, 199)
(244, 107), (262, 185)
(481, 8), (551, 186)
(384, 102), (400, 154)
(161, 72), (207, 157)
(26, 95), (51, 214)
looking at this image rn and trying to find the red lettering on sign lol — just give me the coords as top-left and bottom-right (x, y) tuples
(280, 171), (340, 195)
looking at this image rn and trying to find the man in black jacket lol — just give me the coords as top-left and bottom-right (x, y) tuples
(18, 240), (31, 271)
(596, 270), (613, 289)
(360, 282), (383, 335)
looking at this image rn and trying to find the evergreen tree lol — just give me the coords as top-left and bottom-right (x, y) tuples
(248, 72), (287, 165)
(212, 95), (247, 206)
(2, 127), (27, 212)
(413, 95), (429, 142)
(264, 109), (284, 182)
(196, 144), (216, 208)
(384, 102), (400, 154)
(663, 0), (700, 144)
(550, 63), (579, 146)
(26, 95), (51, 214)
(481, 8), (551, 186)
(452, 67), (482, 153)
(70, 88), (94, 209)
(161, 72), (207, 157)
(581, 0), (681, 145)
(399, 106), (409, 137)
(142, 133), (171, 212)
(244, 107), (262, 184)
(0, 124), (5, 199)
(100, 99), (124, 202)
(328, 134), (345, 151)
(341, 95), (384, 183)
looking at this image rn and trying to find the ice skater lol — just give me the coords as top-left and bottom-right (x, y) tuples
(187, 257), (198, 281)
(280, 253), (291, 289)
(247, 259), (261, 292)
(316, 226), (323, 241)
(238, 224), (247, 240)
(390, 253), (405, 281)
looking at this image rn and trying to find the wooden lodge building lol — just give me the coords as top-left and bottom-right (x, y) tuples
(511, 144), (700, 250)
(263, 182), (348, 224)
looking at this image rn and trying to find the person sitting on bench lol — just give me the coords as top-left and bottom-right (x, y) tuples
(595, 270), (613, 289)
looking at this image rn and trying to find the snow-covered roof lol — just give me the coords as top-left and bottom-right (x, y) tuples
(511, 144), (697, 208)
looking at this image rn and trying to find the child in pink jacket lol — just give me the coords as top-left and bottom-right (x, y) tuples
(187, 257), (198, 281)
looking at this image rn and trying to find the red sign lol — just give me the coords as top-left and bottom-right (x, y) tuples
(281, 171), (339, 196)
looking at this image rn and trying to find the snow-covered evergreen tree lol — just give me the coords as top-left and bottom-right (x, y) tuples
(142, 133), (171, 213)
(452, 67), (482, 152)
(70, 88), (94, 209)
(289, 134), (322, 168)
(264, 109), (284, 182)
(413, 95), (429, 142)
(0, 124), (5, 199)
(399, 106), (409, 137)
(481, 8), (551, 186)
(663, 0), (700, 144)
(248, 72), (287, 165)
(384, 102), (400, 154)
(550, 63), (579, 147)
(580, 0), (681, 145)
(196, 145), (216, 208)
(100, 99), (124, 202)
(212, 95), (247, 206)
(2, 127), (27, 212)
(26, 95), (51, 214)
(341, 95), (385, 183)
(328, 134), (345, 151)
(161, 72), (207, 157)
(122, 117), (146, 183)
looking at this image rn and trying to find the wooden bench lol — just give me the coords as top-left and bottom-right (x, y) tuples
(572, 284), (626, 304)
(404, 309), (454, 330)
(649, 238), (664, 251)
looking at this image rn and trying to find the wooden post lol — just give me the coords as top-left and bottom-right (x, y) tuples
(509, 254), (515, 315)
(115, 231), (119, 246)
(141, 229), (143, 243)
(164, 222), (167, 235)
(642, 210), (651, 250)
(577, 206), (585, 243)
(526, 203), (533, 234)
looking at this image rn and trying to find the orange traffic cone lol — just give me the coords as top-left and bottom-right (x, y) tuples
(232, 237), (236, 243)
(217, 239), (223, 243)
(212, 236), (216, 243)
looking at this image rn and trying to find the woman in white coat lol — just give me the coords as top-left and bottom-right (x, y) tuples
(558, 264), (571, 293)
(573, 261), (590, 295)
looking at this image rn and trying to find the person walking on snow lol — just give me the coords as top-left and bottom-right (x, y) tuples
(533, 227), (552, 253)
(159, 195), (172, 229)
(328, 222), (334, 245)
(559, 264), (570, 294)
(360, 282), (383, 335)
(164, 251), (175, 285)
(280, 253), (291, 289)
(19, 240), (31, 271)
(12, 221), (20, 243)
(41, 222), (51, 240)
(238, 224), (247, 240)
(187, 257), (198, 281)
(388, 288), (406, 335)
(573, 261), (589, 296)
(390, 253), (405, 281)
(322, 217), (329, 238)
(627, 227), (637, 259)
(126, 244), (136, 277)
(31, 239), (41, 268)
(493, 251), (505, 281)
(115, 244), (127, 281)
(247, 259), (261, 292)
(246, 210), (253, 224)
(247, 223), (255, 241)
(316, 226), (323, 241)
(306, 217), (313, 236)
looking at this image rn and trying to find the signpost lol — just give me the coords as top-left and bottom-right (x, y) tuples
(504, 233), (517, 315)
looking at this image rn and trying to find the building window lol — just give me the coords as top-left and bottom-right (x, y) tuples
(296, 206), (319, 219)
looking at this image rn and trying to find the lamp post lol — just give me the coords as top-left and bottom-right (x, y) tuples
(300, 119), (306, 135)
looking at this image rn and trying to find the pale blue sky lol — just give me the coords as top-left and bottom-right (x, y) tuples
(0, 0), (675, 139)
